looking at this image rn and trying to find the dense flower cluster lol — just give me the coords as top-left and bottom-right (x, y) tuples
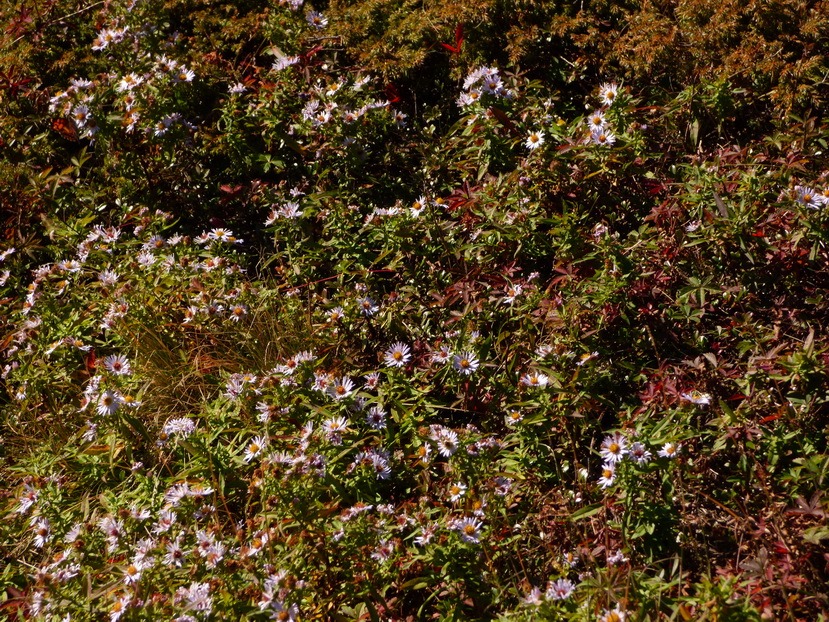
(3, 0), (829, 619)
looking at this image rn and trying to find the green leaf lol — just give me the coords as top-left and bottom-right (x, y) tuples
(570, 503), (603, 521)
(802, 526), (829, 545)
(399, 576), (433, 590)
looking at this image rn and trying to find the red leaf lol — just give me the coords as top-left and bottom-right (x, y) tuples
(302, 45), (323, 60)
(440, 23), (464, 55)
(385, 83), (401, 104)
(773, 542), (789, 555)
(488, 107), (519, 136)
(220, 184), (244, 196)
(85, 349), (97, 373)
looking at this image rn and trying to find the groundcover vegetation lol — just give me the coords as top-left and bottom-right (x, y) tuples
(1, 0), (829, 619)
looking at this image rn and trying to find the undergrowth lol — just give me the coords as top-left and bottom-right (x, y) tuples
(1, 0), (828, 620)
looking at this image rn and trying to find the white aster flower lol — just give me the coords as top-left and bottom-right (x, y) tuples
(327, 376), (355, 401)
(172, 68), (195, 83)
(502, 283), (522, 304)
(272, 55), (300, 71)
(545, 578), (575, 601)
(452, 352), (479, 375)
(98, 270), (119, 286)
(680, 390), (711, 406)
(32, 517), (51, 548)
(243, 435), (267, 463)
(435, 429), (459, 457)
(525, 130), (545, 150)
(365, 406), (387, 429)
(103, 354), (131, 375)
(587, 110), (606, 132)
(523, 587), (543, 606)
(448, 481), (467, 502)
(117, 73), (143, 92)
(598, 463), (616, 488)
(306, 11), (327, 29)
(383, 341), (411, 368)
(454, 517), (483, 544)
(591, 129), (616, 146)
(629, 441), (652, 465)
(357, 296), (379, 316)
(658, 442), (681, 459)
(598, 82), (619, 106)
(600, 432), (628, 464)
(97, 390), (121, 416)
(520, 371), (548, 388)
